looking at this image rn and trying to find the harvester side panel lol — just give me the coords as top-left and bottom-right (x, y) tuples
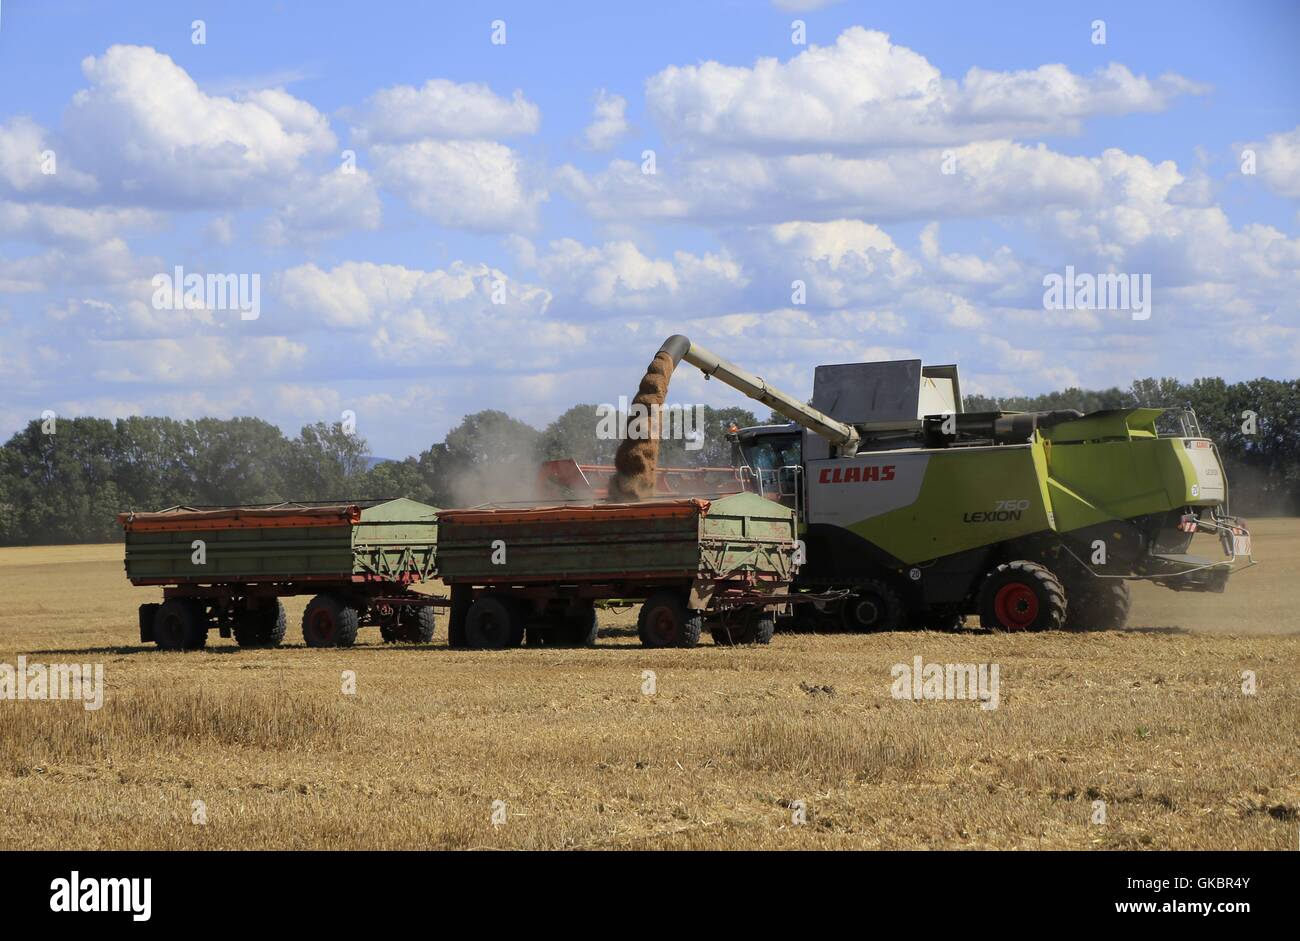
(808, 444), (1053, 566)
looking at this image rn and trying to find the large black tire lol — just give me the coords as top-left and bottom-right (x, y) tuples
(1063, 578), (1131, 632)
(233, 600), (287, 648)
(153, 598), (207, 650)
(465, 595), (525, 649)
(562, 603), (599, 646)
(302, 594), (360, 648)
(382, 605), (437, 644)
(138, 602), (161, 643)
(637, 592), (703, 648)
(710, 608), (775, 645)
(978, 561), (1067, 632)
(841, 580), (906, 632)
(447, 585), (472, 649)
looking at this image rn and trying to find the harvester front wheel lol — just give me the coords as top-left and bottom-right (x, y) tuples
(465, 595), (525, 649)
(302, 594), (360, 648)
(234, 600), (287, 648)
(978, 561), (1066, 632)
(841, 580), (905, 632)
(1063, 579), (1131, 632)
(153, 598), (207, 651)
(638, 592), (702, 648)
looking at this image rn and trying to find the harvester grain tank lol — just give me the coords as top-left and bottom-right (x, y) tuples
(652, 334), (1253, 632)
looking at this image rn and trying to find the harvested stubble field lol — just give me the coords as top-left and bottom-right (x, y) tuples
(1, 521), (1297, 850)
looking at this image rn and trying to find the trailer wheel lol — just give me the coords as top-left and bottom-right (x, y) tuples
(554, 602), (598, 647)
(402, 606), (437, 643)
(447, 585), (472, 649)
(710, 609), (775, 645)
(465, 595), (525, 649)
(302, 594), (360, 647)
(381, 605), (436, 644)
(978, 561), (1067, 632)
(153, 599), (207, 650)
(234, 600), (287, 648)
(841, 580), (905, 632)
(138, 603), (161, 644)
(637, 592), (702, 648)
(1062, 579), (1131, 632)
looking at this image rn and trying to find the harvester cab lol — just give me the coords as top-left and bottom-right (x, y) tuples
(659, 334), (1253, 633)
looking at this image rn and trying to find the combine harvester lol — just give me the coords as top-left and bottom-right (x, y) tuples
(617, 334), (1255, 632)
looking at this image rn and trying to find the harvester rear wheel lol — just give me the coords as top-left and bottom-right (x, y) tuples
(978, 561), (1066, 632)
(465, 595), (525, 649)
(1063, 579), (1131, 632)
(153, 598), (207, 650)
(841, 580), (905, 632)
(638, 592), (702, 648)
(234, 600), (287, 648)
(302, 594), (360, 648)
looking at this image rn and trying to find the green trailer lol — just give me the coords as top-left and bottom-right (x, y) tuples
(120, 499), (440, 650)
(435, 492), (802, 648)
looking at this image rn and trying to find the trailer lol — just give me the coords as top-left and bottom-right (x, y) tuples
(435, 492), (801, 648)
(119, 499), (440, 649)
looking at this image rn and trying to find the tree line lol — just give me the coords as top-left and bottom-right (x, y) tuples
(0, 405), (759, 545)
(0, 376), (1294, 545)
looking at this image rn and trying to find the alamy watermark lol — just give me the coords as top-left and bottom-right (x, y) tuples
(891, 655), (999, 710)
(1, 656), (104, 711)
(1042, 266), (1150, 321)
(151, 265), (261, 321)
(596, 399), (705, 450)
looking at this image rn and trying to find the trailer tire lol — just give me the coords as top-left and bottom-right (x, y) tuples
(711, 609), (775, 645)
(978, 561), (1067, 632)
(1063, 579), (1131, 632)
(383, 605), (437, 644)
(153, 599), (207, 650)
(448, 585), (472, 649)
(841, 580), (905, 632)
(638, 592), (702, 648)
(302, 594), (360, 647)
(564, 603), (599, 646)
(465, 595), (525, 650)
(138, 603), (161, 644)
(406, 606), (437, 643)
(234, 600), (287, 648)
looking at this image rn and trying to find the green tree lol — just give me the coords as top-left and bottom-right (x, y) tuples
(284, 421), (369, 501)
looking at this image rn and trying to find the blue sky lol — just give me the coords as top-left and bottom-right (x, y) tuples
(1, 0), (1297, 457)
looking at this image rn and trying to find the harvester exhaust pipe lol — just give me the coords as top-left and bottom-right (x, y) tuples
(658, 335), (860, 455)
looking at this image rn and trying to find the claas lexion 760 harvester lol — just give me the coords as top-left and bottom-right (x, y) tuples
(640, 334), (1253, 632)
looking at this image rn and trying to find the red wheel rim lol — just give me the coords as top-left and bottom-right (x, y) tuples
(649, 606), (678, 644)
(994, 583), (1039, 630)
(311, 609), (336, 640)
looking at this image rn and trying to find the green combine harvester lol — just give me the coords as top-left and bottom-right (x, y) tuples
(654, 334), (1254, 632)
